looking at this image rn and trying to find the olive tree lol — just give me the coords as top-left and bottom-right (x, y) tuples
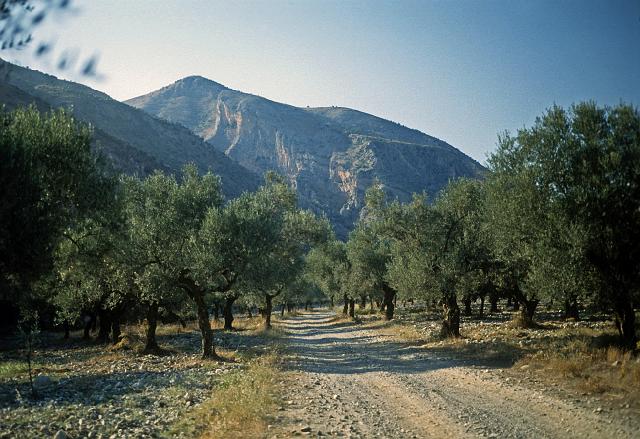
(488, 103), (639, 345)
(123, 165), (223, 357)
(0, 107), (114, 318)
(305, 238), (350, 313)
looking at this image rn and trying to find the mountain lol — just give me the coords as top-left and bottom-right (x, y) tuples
(0, 61), (260, 198)
(127, 76), (485, 236)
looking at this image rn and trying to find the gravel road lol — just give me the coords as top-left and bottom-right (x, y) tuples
(276, 311), (638, 438)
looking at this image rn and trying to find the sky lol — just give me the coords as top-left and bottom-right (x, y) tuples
(5, 0), (640, 164)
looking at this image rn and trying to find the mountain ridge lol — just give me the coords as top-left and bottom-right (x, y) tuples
(127, 75), (485, 236)
(0, 60), (261, 198)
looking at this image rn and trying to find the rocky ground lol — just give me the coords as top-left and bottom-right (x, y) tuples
(0, 322), (270, 439)
(2, 309), (638, 439)
(274, 311), (639, 439)
(391, 306), (614, 355)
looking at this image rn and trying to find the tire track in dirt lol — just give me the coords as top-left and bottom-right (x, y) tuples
(274, 311), (637, 438)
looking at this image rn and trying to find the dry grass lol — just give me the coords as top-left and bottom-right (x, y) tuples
(210, 316), (265, 332)
(166, 353), (282, 439)
(516, 330), (640, 402)
(0, 360), (43, 380)
(508, 314), (546, 329)
(201, 354), (281, 439)
(156, 321), (200, 335)
(371, 321), (426, 343)
(326, 314), (357, 325)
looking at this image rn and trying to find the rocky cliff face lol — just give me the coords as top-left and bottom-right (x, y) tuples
(127, 76), (485, 237)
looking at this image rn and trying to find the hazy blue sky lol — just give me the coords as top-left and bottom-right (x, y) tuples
(7, 0), (640, 163)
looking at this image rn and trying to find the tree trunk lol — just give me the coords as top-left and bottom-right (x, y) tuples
(348, 299), (355, 318)
(281, 303), (286, 317)
(194, 293), (216, 358)
(223, 296), (236, 330)
(382, 285), (395, 320)
(213, 302), (219, 321)
(264, 294), (273, 329)
(563, 296), (580, 320)
(614, 298), (637, 349)
(370, 297), (374, 310)
(82, 314), (92, 339)
(144, 302), (160, 353)
(63, 322), (70, 339)
(111, 317), (121, 345)
(518, 298), (539, 328)
(178, 271), (217, 358)
(479, 295), (485, 318)
(342, 294), (349, 315)
(490, 295), (498, 313)
(330, 297), (334, 308)
(96, 310), (111, 343)
(441, 294), (461, 337)
(360, 296), (367, 309)
(463, 296), (472, 316)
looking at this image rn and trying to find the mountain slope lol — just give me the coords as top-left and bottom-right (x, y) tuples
(0, 62), (260, 198)
(127, 76), (485, 236)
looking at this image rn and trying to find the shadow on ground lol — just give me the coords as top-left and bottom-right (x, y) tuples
(280, 312), (517, 375)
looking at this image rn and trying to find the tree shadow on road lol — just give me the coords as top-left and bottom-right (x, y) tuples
(280, 312), (519, 375)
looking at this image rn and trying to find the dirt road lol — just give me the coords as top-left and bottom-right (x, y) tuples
(275, 312), (637, 438)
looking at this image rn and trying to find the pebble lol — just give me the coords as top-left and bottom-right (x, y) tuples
(0, 326), (271, 438)
(34, 375), (53, 388)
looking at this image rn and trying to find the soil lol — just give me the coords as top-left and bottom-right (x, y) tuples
(274, 311), (639, 438)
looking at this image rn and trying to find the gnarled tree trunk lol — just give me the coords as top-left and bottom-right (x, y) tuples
(348, 299), (355, 318)
(518, 298), (539, 328)
(144, 302), (160, 353)
(614, 297), (637, 349)
(264, 294), (273, 329)
(179, 273), (218, 359)
(223, 295), (237, 330)
(212, 301), (219, 321)
(382, 285), (396, 320)
(441, 293), (460, 337)
(489, 295), (499, 313)
(463, 296), (472, 316)
(111, 318), (121, 345)
(342, 294), (349, 315)
(563, 295), (580, 320)
(96, 309), (111, 344)
(82, 313), (93, 339)
(193, 293), (216, 358)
